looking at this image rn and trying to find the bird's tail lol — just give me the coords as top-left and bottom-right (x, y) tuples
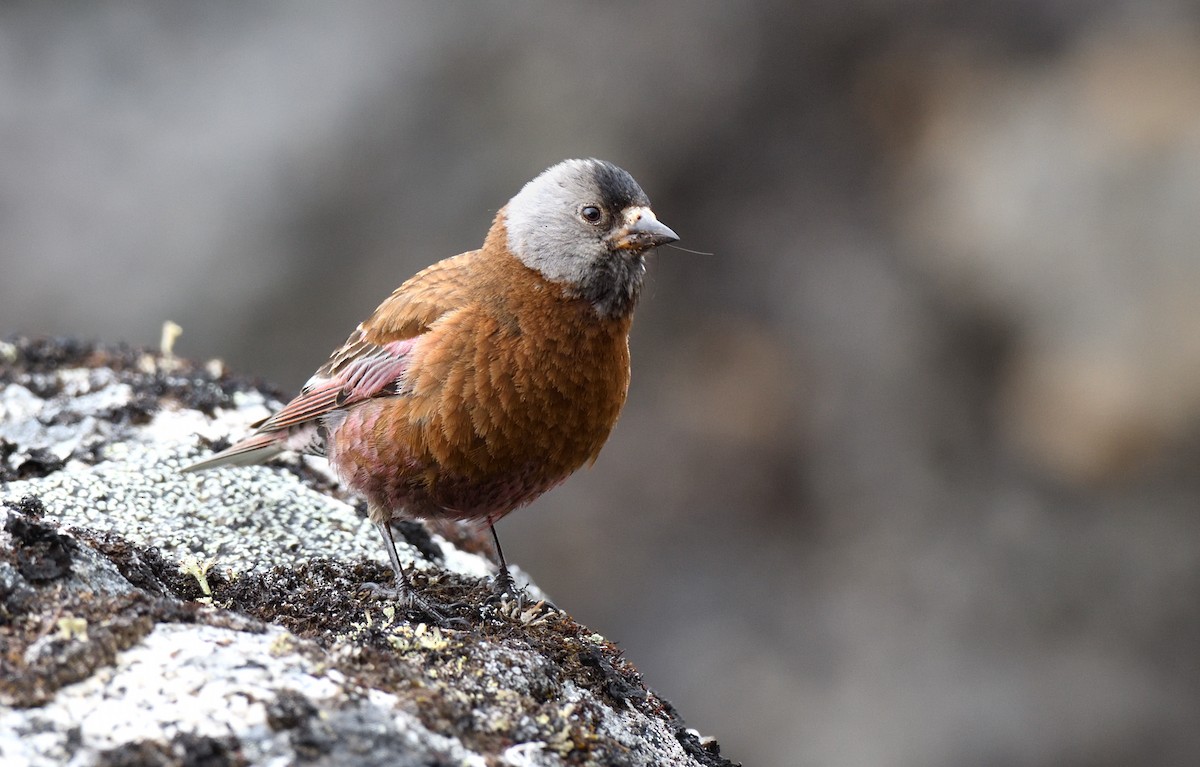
(180, 433), (286, 473)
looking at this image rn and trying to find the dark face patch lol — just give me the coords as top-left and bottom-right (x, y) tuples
(590, 160), (650, 214)
(581, 161), (653, 317)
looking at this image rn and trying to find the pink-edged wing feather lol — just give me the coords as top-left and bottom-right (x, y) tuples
(256, 337), (418, 433)
(182, 338), (418, 472)
(183, 250), (482, 473)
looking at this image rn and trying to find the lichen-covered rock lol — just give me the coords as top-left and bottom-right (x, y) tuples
(0, 337), (737, 767)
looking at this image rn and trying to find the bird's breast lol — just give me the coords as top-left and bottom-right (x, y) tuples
(331, 285), (633, 518)
(411, 293), (632, 478)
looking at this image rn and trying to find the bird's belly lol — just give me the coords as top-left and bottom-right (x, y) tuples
(326, 339), (626, 522)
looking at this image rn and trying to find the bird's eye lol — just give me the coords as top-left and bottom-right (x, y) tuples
(580, 206), (603, 224)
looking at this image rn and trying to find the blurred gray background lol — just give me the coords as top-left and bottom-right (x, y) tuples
(4, 2), (1200, 766)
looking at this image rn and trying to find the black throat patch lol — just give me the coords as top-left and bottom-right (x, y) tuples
(578, 252), (647, 318)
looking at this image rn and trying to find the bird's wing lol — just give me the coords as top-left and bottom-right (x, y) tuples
(181, 337), (417, 470)
(254, 338), (418, 432)
(258, 251), (484, 433)
(364, 251), (482, 343)
(183, 251), (485, 472)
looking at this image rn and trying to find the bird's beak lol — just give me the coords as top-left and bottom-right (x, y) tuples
(610, 207), (679, 252)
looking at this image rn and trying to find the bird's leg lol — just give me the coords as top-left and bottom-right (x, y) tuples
(489, 523), (521, 601)
(363, 518), (458, 625)
(376, 519), (418, 594)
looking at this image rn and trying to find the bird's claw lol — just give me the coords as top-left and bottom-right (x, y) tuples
(359, 581), (467, 627)
(485, 568), (531, 610)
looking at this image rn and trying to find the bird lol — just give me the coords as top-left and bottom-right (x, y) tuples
(183, 158), (678, 617)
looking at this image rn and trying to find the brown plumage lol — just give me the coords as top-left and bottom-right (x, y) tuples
(183, 159), (677, 616)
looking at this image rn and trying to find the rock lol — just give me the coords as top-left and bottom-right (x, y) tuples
(0, 336), (737, 767)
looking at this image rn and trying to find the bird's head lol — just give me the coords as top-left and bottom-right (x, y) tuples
(504, 158), (678, 318)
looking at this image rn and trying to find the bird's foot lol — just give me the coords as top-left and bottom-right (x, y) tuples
(360, 580), (466, 628)
(491, 565), (518, 595)
(368, 519), (466, 626)
(485, 566), (534, 610)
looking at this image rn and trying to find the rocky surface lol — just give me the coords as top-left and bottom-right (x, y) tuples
(0, 336), (736, 767)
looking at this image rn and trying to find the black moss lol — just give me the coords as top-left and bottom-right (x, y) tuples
(3, 493), (47, 519)
(265, 689), (319, 732)
(0, 560), (35, 619)
(1, 335), (288, 419)
(657, 697), (742, 767)
(4, 504), (76, 583)
(578, 645), (647, 704)
(0, 442), (66, 481)
(674, 727), (741, 767)
(77, 530), (208, 601)
(95, 733), (245, 767)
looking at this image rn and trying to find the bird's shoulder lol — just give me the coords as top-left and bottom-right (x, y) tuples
(363, 250), (487, 344)
(308, 251), (476, 377)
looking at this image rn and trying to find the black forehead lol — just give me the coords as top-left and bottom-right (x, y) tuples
(589, 160), (649, 211)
